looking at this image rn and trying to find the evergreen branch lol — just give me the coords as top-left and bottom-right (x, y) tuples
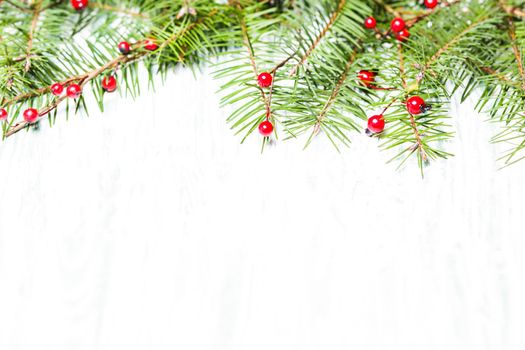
(24, 0), (43, 72)
(398, 43), (426, 160)
(3, 8), (220, 137)
(421, 13), (491, 76)
(237, 10), (271, 118)
(289, 0), (346, 76)
(503, 5), (525, 88)
(480, 65), (516, 85)
(313, 48), (357, 134)
(4, 52), (144, 138)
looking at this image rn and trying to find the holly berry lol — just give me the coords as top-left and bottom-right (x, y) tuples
(406, 96), (426, 114)
(0, 108), (7, 121)
(66, 84), (82, 98)
(70, 0), (88, 10)
(102, 76), (117, 93)
(358, 70), (375, 87)
(51, 83), (64, 96)
(390, 17), (406, 32)
(396, 29), (410, 41)
(118, 41), (131, 55)
(258, 120), (274, 136)
(367, 115), (385, 134)
(257, 72), (273, 88)
(144, 39), (159, 51)
(424, 0), (439, 9)
(364, 16), (376, 29)
(23, 108), (39, 123)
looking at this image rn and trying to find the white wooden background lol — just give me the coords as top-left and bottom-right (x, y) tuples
(1, 66), (525, 350)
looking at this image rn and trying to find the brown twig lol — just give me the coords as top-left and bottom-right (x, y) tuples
(408, 112), (428, 161)
(289, 0), (346, 76)
(381, 98), (398, 115)
(237, 12), (272, 119)
(3, 12), (216, 138)
(24, 0), (43, 72)
(500, 1), (525, 88)
(4, 53), (144, 138)
(313, 48), (357, 133)
(398, 44), (426, 160)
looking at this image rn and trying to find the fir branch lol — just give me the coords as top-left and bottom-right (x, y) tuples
(3, 7), (222, 137)
(503, 5), (525, 88)
(398, 43), (426, 161)
(24, 0), (43, 72)
(420, 12), (492, 82)
(289, 0), (346, 76)
(313, 48), (357, 134)
(4, 52), (144, 138)
(237, 10), (271, 118)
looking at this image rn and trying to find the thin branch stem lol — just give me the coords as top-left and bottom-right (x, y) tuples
(3, 12), (217, 138)
(237, 10), (272, 119)
(289, 0), (346, 76)
(313, 48), (357, 132)
(25, 0), (43, 72)
(398, 44), (426, 160)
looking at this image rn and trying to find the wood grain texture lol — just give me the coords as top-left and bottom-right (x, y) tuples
(1, 66), (525, 350)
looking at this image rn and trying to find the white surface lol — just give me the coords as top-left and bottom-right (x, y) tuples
(1, 66), (525, 350)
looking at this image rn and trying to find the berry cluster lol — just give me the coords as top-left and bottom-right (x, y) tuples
(363, 1), (439, 41)
(361, 2), (439, 135)
(365, 16), (410, 42)
(257, 72), (274, 137)
(366, 96), (429, 134)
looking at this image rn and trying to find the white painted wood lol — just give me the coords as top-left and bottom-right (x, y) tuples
(1, 66), (525, 350)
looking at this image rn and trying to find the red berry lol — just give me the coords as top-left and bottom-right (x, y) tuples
(257, 72), (273, 88)
(367, 115), (385, 133)
(424, 0), (439, 8)
(0, 108), (7, 121)
(70, 0), (88, 10)
(144, 39), (159, 51)
(258, 120), (274, 136)
(364, 16), (376, 29)
(66, 84), (82, 98)
(396, 29), (410, 41)
(358, 70), (375, 86)
(406, 96), (425, 114)
(23, 108), (39, 123)
(51, 83), (64, 96)
(118, 41), (131, 55)
(102, 76), (117, 93)
(390, 17), (405, 32)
